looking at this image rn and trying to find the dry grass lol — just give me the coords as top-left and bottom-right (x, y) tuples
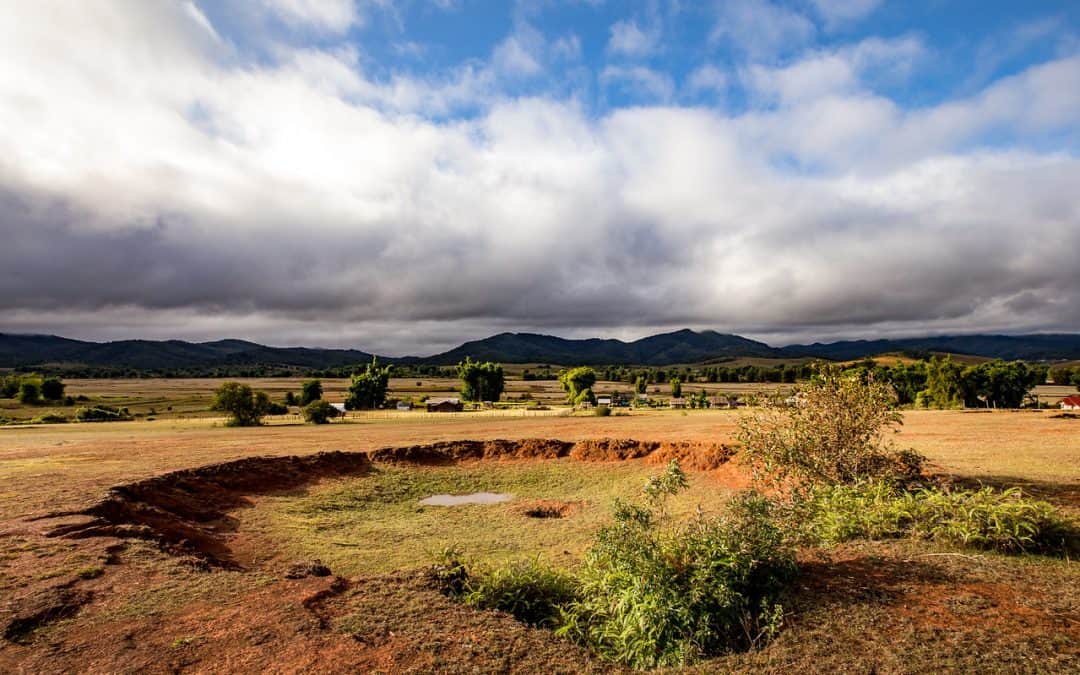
(1, 405), (1078, 672)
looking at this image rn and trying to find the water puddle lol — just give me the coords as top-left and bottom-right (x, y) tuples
(419, 492), (513, 506)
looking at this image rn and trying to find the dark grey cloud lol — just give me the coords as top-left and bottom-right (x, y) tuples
(1, 3), (1079, 355)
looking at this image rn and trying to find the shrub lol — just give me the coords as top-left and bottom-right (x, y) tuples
(40, 377), (65, 401)
(18, 381), (41, 404)
(459, 558), (580, 628)
(299, 379), (323, 406)
(266, 401), (288, 415)
(302, 400), (340, 424)
(737, 366), (923, 492)
(432, 462), (797, 669)
(557, 486), (795, 668)
(594, 405), (611, 417)
(210, 382), (271, 426)
(806, 481), (1077, 555)
(76, 405), (133, 422)
(31, 413), (69, 424)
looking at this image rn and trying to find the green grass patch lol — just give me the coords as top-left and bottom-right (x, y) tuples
(254, 459), (737, 576)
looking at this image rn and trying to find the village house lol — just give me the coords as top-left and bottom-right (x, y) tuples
(669, 397), (687, 409)
(396, 400), (413, 412)
(1060, 396), (1080, 410)
(426, 397), (463, 413)
(596, 395), (612, 407)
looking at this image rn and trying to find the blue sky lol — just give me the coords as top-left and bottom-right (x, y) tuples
(201, 1), (1080, 114)
(1, 1), (1079, 353)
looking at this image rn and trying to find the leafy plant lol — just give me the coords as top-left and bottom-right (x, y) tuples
(805, 481), (1077, 555)
(557, 485), (795, 668)
(461, 558), (580, 628)
(75, 405), (134, 422)
(737, 366), (924, 493)
(302, 400), (340, 424)
(209, 382), (271, 426)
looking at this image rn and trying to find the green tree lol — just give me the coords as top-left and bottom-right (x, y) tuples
(560, 367), (597, 405)
(957, 360), (1045, 409)
(634, 375), (648, 395)
(300, 379), (323, 406)
(210, 382), (271, 426)
(41, 377), (65, 401)
(18, 381), (41, 404)
(284, 391), (298, 406)
(345, 358), (392, 410)
(670, 377), (682, 399)
(919, 356), (962, 409)
(1, 376), (19, 399)
(302, 400), (340, 424)
(457, 358), (505, 402)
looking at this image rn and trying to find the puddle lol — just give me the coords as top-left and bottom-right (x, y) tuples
(419, 492), (513, 506)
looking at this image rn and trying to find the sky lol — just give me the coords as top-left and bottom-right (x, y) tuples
(1, 1), (1079, 356)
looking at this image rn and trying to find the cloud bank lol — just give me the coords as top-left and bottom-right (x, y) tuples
(0, 1), (1078, 355)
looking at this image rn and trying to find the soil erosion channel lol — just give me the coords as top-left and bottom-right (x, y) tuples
(45, 438), (735, 569)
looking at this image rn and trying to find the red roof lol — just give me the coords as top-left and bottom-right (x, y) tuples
(1061, 396), (1080, 406)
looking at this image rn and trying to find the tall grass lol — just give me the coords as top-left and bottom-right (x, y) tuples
(806, 481), (1077, 555)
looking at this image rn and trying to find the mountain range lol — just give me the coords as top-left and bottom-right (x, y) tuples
(3, 329), (1080, 372)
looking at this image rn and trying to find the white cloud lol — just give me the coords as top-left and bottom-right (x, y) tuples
(259, 0), (361, 34)
(600, 66), (675, 101)
(607, 19), (660, 57)
(710, 0), (816, 60)
(0, 2), (1078, 352)
(807, 0), (882, 27)
(687, 64), (728, 95)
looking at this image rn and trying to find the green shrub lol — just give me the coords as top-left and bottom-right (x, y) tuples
(302, 400), (340, 424)
(432, 462), (797, 669)
(460, 558), (580, 628)
(210, 382), (271, 426)
(266, 401), (288, 415)
(40, 377), (65, 401)
(18, 381), (41, 404)
(806, 481), (1077, 555)
(558, 487), (796, 668)
(594, 405), (611, 417)
(737, 366), (924, 491)
(76, 405), (133, 422)
(31, 413), (69, 424)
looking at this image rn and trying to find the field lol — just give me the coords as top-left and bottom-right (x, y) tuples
(0, 379), (1078, 672)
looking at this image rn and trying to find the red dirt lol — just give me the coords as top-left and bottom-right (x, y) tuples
(45, 439), (734, 568)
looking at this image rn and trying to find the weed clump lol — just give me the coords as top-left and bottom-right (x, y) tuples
(75, 405), (133, 422)
(806, 481), (1078, 555)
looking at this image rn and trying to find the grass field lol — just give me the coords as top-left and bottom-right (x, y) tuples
(0, 388), (1078, 672)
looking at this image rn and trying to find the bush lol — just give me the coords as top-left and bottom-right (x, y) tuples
(458, 558), (580, 628)
(40, 377), (65, 401)
(806, 481), (1077, 555)
(558, 486), (795, 668)
(302, 400), (340, 424)
(76, 405), (133, 422)
(737, 366), (924, 492)
(432, 462), (797, 668)
(299, 379), (323, 406)
(210, 382), (271, 426)
(18, 381), (41, 404)
(31, 413), (69, 424)
(266, 401), (288, 415)
(594, 405), (611, 417)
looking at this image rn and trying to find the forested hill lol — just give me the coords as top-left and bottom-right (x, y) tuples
(778, 334), (1080, 362)
(0, 334), (374, 371)
(418, 330), (778, 366)
(3, 330), (1080, 373)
